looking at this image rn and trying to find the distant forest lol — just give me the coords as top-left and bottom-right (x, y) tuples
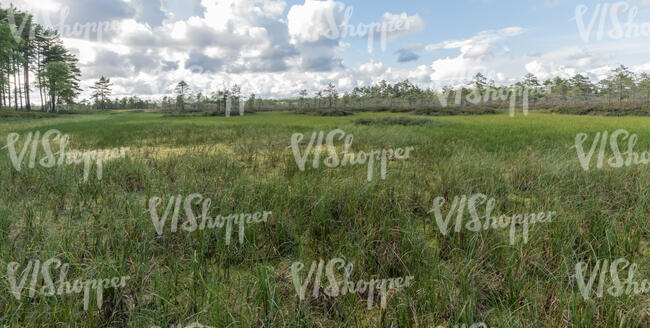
(78, 66), (650, 117)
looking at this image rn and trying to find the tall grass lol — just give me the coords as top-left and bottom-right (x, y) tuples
(0, 111), (649, 327)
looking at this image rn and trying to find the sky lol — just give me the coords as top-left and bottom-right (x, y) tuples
(2, 0), (650, 100)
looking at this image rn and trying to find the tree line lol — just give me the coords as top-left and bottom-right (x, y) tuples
(149, 66), (650, 115)
(160, 82), (261, 112)
(4, 4), (650, 115)
(1, 5), (81, 112)
(289, 66), (650, 112)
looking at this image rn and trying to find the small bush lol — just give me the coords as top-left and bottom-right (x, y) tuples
(162, 111), (205, 118)
(56, 109), (102, 115)
(353, 117), (449, 126)
(203, 111), (256, 117)
(162, 110), (258, 118)
(296, 109), (355, 116)
(0, 109), (57, 119)
(544, 105), (650, 116)
(412, 107), (500, 116)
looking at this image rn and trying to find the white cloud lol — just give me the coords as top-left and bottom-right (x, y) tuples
(287, 0), (344, 44)
(524, 60), (578, 80)
(5, 0), (650, 102)
(372, 12), (425, 42)
(414, 27), (527, 87)
(286, 0), (347, 71)
(634, 62), (650, 73)
(425, 27), (526, 55)
(359, 60), (388, 76)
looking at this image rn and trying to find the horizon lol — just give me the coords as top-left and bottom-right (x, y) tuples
(1, 0), (649, 103)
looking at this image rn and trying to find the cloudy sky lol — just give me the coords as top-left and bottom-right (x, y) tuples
(3, 0), (650, 100)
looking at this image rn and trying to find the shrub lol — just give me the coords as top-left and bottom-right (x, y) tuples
(353, 117), (449, 126)
(544, 105), (650, 116)
(412, 107), (500, 116)
(295, 109), (355, 117)
(0, 109), (56, 119)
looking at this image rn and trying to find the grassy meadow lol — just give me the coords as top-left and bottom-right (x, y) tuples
(1, 111), (649, 327)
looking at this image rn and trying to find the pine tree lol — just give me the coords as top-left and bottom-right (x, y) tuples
(611, 65), (634, 106)
(91, 76), (113, 110)
(175, 81), (189, 111)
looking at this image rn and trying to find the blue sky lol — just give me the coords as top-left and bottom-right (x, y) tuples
(327, 0), (650, 70)
(3, 0), (650, 99)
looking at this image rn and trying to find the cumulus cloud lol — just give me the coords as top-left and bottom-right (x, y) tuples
(359, 61), (388, 76)
(2, 0), (445, 99)
(425, 27), (525, 57)
(6, 0), (649, 101)
(287, 0), (346, 71)
(186, 51), (223, 73)
(131, 0), (168, 27)
(162, 60), (179, 72)
(371, 12), (425, 42)
(82, 50), (132, 78)
(288, 0), (344, 44)
(417, 27), (527, 86)
(525, 60), (576, 80)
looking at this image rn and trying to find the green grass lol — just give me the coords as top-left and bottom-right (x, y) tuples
(0, 111), (649, 327)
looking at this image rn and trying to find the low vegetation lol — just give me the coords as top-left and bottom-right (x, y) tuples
(1, 111), (649, 327)
(296, 109), (355, 117)
(353, 116), (446, 126)
(0, 108), (56, 119)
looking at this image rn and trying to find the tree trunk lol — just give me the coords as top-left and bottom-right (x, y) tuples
(17, 63), (23, 110)
(618, 82), (623, 106)
(1, 78), (5, 107)
(23, 63), (31, 110)
(38, 53), (45, 112)
(38, 72), (44, 111)
(43, 89), (50, 112)
(13, 64), (18, 111)
(7, 70), (11, 110)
